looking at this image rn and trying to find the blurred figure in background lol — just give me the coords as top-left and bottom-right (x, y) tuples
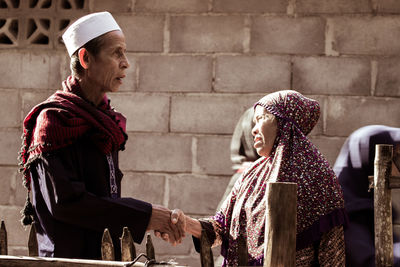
(215, 107), (260, 265)
(216, 107), (260, 211)
(333, 125), (400, 267)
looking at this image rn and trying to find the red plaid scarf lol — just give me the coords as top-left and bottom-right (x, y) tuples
(19, 76), (127, 192)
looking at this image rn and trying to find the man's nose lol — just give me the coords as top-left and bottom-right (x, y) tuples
(121, 54), (130, 69)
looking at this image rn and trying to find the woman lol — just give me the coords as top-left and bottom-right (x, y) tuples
(333, 125), (400, 267)
(178, 90), (347, 266)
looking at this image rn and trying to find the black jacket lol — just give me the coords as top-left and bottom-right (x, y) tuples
(30, 136), (152, 260)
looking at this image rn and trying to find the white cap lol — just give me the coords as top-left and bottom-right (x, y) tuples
(62, 11), (121, 57)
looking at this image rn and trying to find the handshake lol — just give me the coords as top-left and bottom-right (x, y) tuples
(147, 204), (198, 246)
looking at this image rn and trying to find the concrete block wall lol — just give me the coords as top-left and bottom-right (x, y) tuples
(1, 0), (400, 265)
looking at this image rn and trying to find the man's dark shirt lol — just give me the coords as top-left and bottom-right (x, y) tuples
(30, 136), (152, 260)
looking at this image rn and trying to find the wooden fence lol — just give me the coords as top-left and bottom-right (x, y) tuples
(370, 144), (400, 267)
(0, 182), (299, 267)
(1, 145), (397, 266)
(0, 222), (182, 267)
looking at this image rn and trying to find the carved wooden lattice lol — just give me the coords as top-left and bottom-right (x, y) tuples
(0, 0), (88, 48)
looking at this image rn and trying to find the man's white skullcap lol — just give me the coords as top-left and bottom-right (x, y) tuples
(62, 11), (121, 57)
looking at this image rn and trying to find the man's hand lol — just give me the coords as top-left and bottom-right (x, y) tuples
(153, 208), (187, 245)
(147, 205), (186, 245)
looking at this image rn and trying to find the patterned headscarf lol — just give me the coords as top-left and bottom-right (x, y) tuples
(215, 90), (346, 266)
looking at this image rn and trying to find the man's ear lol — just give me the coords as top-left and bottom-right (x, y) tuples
(78, 48), (89, 69)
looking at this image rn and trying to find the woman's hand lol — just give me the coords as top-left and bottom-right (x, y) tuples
(154, 208), (203, 242)
(147, 205), (186, 245)
(154, 208), (187, 244)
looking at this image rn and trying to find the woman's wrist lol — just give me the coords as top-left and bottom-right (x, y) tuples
(185, 215), (202, 238)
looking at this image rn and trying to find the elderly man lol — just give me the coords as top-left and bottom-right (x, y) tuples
(18, 12), (184, 259)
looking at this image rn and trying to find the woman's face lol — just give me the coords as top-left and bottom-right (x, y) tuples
(252, 105), (278, 157)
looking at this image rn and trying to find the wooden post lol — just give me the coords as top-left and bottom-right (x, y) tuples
(264, 182), (297, 267)
(28, 222), (38, 256)
(237, 233), (248, 266)
(374, 144), (394, 267)
(101, 228), (115, 261)
(393, 144), (400, 172)
(120, 227), (136, 261)
(0, 220), (7, 255)
(146, 233), (155, 260)
(200, 229), (214, 267)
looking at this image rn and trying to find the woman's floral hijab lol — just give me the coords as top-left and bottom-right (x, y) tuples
(216, 90), (346, 266)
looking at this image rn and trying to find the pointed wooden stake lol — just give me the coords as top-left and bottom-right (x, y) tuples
(120, 227), (136, 261)
(28, 222), (38, 256)
(200, 229), (214, 267)
(146, 233), (155, 260)
(374, 144), (394, 267)
(0, 220), (7, 255)
(101, 228), (114, 261)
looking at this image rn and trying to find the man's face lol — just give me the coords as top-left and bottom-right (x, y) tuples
(86, 30), (130, 93)
(252, 105), (278, 157)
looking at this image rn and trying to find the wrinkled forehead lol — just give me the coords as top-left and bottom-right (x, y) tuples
(254, 105), (267, 115)
(100, 30), (127, 49)
(252, 105), (273, 122)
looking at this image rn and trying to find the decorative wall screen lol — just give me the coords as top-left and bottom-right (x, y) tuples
(0, 0), (88, 48)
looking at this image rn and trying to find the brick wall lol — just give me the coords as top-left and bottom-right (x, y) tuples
(1, 0), (400, 265)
